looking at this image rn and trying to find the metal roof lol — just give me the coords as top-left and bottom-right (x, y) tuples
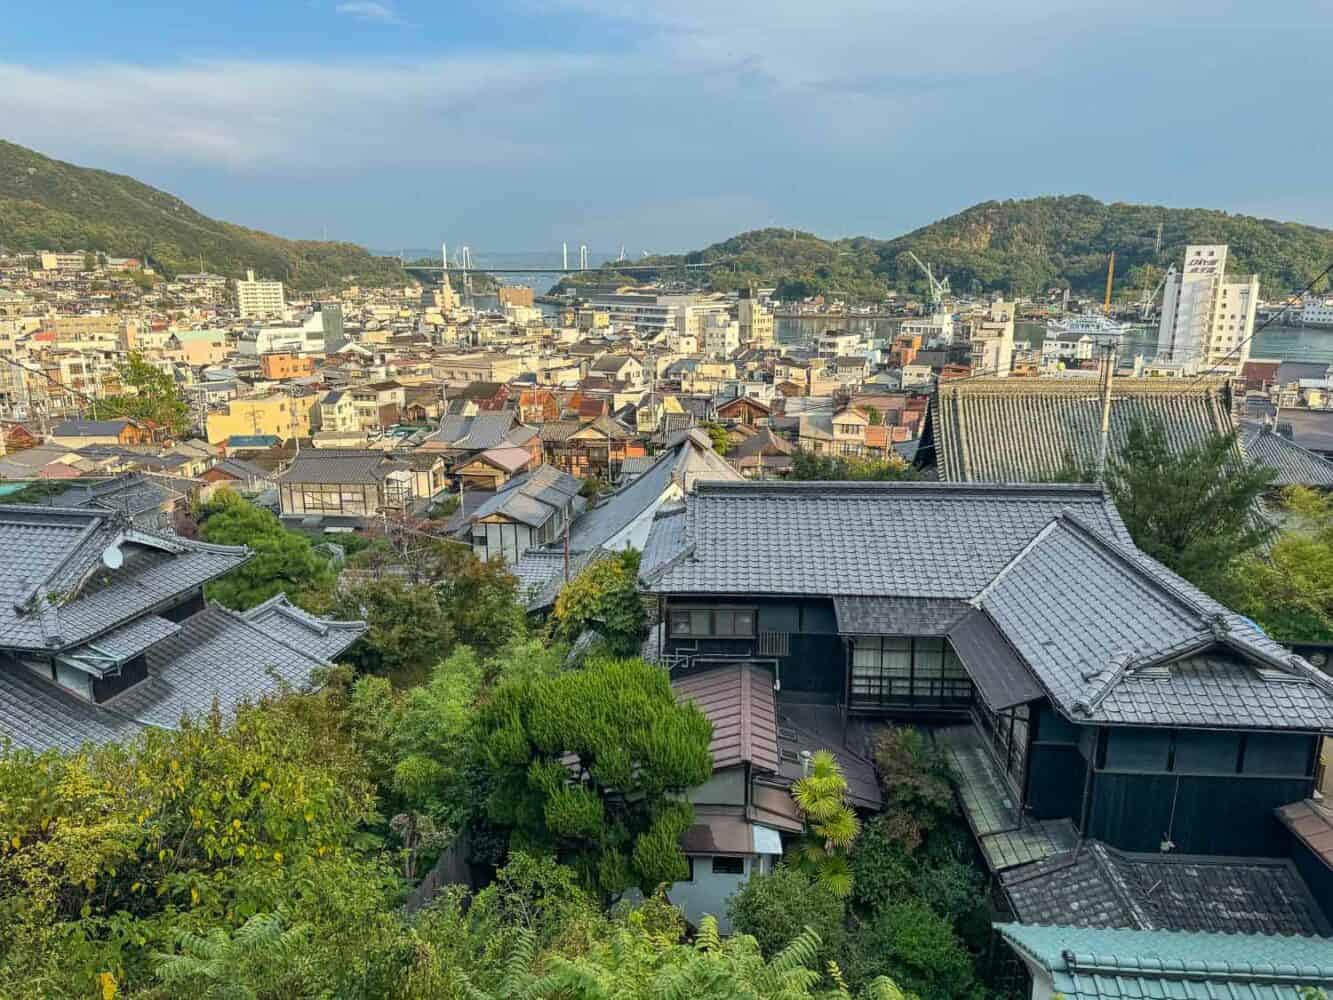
(997, 923), (1333, 1000)
(673, 663), (780, 774)
(946, 610), (1045, 710)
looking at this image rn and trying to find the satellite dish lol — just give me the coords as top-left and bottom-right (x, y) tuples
(101, 545), (124, 570)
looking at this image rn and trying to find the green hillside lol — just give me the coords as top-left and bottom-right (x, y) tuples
(0, 141), (405, 290)
(571, 195), (1333, 302)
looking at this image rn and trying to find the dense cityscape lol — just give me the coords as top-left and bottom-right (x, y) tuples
(4, 2), (1333, 994)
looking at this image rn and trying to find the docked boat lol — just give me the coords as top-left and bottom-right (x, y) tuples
(1045, 312), (1131, 339)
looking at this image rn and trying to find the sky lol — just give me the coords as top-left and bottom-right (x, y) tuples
(2, 1), (1331, 256)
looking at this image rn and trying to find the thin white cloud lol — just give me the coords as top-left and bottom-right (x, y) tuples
(335, 1), (404, 25)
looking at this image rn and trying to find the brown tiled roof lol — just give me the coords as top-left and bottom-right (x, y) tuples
(673, 663), (780, 773)
(1277, 799), (1333, 869)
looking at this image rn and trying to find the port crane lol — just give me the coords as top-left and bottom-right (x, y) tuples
(906, 251), (951, 312)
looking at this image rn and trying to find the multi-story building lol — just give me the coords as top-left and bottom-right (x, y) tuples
(969, 299), (1015, 377)
(39, 251), (88, 271)
(1156, 245), (1259, 371)
(205, 391), (318, 444)
(236, 311), (328, 357)
(235, 270), (286, 319)
(703, 314), (741, 358)
(259, 352), (318, 380)
(737, 287), (774, 346)
(901, 311), (955, 347)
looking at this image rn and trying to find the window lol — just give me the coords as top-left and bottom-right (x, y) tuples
(851, 637), (971, 706)
(669, 608), (755, 637)
(711, 856), (745, 875)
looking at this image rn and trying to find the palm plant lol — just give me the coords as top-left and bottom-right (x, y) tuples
(790, 751), (861, 898)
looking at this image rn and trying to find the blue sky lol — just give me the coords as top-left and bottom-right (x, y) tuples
(3, 1), (1331, 255)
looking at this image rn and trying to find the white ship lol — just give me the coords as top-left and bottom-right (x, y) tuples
(1045, 312), (1132, 339)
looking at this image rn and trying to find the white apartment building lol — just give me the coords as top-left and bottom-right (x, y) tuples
(581, 291), (729, 338)
(236, 311), (330, 357)
(236, 270), (287, 319)
(901, 312), (955, 346)
(1156, 245), (1259, 371)
(703, 314), (741, 358)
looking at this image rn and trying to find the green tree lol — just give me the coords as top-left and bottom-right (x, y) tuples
(850, 817), (981, 924)
(199, 489), (336, 611)
(727, 865), (847, 963)
(1236, 486), (1333, 640)
(704, 422), (731, 455)
(331, 577), (456, 682)
(841, 901), (979, 1000)
(476, 657), (713, 901)
(788, 751), (860, 898)
(870, 726), (957, 853)
(792, 450), (920, 482)
(0, 687), (394, 996)
(1109, 418), (1274, 600)
(864, 406), (883, 426)
(552, 550), (647, 656)
(91, 351), (190, 436)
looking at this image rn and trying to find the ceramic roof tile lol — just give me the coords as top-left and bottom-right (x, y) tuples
(641, 482), (1124, 598)
(1002, 841), (1330, 937)
(1239, 421), (1333, 487)
(929, 378), (1235, 482)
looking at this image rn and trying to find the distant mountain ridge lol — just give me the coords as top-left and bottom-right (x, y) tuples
(0, 140), (405, 290)
(578, 195), (1333, 302)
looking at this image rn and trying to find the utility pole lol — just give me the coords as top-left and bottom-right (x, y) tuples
(1097, 344), (1118, 479)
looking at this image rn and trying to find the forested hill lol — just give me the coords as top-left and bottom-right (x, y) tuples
(579, 196), (1333, 302)
(0, 141), (405, 289)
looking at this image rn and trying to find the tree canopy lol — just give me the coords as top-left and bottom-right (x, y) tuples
(198, 489), (336, 611)
(91, 352), (190, 436)
(476, 656), (713, 901)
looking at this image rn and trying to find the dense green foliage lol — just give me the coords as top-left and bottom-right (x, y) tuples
(1236, 487), (1333, 641)
(476, 656), (713, 902)
(198, 489), (336, 611)
(0, 140), (406, 289)
(91, 352), (191, 436)
(727, 866), (848, 964)
(840, 901), (979, 1000)
(574, 196), (1333, 301)
(788, 751), (860, 898)
(552, 550), (647, 656)
(792, 450), (921, 481)
(1108, 419), (1274, 601)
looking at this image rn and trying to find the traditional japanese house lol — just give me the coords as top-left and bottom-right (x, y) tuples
(638, 481), (1333, 925)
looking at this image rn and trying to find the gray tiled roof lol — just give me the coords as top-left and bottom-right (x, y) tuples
(1239, 421), (1333, 487)
(642, 482), (1333, 731)
(979, 514), (1333, 728)
(240, 594), (367, 662)
(432, 413), (519, 451)
(0, 600), (364, 754)
(927, 377), (1234, 482)
(833, 595), (971, 636)
(1001, 840), (1330, 937)
(107, 603), (359, 731)
(0, 506), (249, 653)
(640, 482), (1124, 598)
(275, 450), (403, 485)
(41, 472), (184, 519)
(567, 434), (739, 554)
(66, 614), (180, 670)
(508, 547), (607, 610)
(52, 419), (134, 437)
(469, 464), (583, 528)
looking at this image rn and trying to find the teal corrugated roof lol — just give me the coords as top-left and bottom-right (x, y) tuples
(997, 924), (1333, 1000)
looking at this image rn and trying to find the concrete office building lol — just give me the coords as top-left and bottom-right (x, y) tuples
(738, 287), (775, 346)
(236, 270), (286, 319)
(1156, 245), (1259, 371)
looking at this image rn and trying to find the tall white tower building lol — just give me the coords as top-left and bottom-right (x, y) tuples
(236, 269), (286, 319)
(1156, 245), (1259, 371)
